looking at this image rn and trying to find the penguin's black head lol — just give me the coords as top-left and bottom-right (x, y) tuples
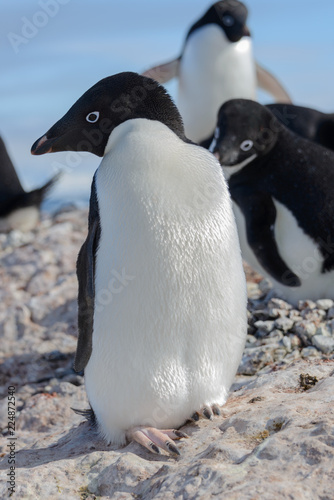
(210, 99), (280, 168)
(31, 72), (185, 157)
(187, 0), (250, 43)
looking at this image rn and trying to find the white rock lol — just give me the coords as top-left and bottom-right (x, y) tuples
(275, 317), (294, 332)
(316, 299), (334, 310)
(254, 320), (275, 334)
(311, 335), (334, 354)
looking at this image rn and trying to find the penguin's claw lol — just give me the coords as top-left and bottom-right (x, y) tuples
(191, 411), (200, 421)
(190, 404), (221, 422)
(212, 404), (221, 416)
(128, 427), (185, 456)
(202, 406), (213, 420)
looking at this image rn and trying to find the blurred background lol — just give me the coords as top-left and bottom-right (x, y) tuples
(1, 0), (333, 210)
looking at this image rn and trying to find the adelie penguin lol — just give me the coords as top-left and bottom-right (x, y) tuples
(210, 98), (334, 305)
(266, 103), (334, 153)
(0, 135), (58, 232)
(143, 0), (291, 145)
(31, 72), (247, 456)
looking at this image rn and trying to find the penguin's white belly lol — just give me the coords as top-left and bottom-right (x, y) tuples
(84, 119), (247, 445)
(233, 199), (334, 304)
(178, 25), (256, 143)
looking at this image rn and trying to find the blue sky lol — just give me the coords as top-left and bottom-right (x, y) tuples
(1, 0), (333, 207)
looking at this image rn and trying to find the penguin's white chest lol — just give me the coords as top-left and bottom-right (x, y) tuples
(232, 198), (334, 304)
(84, 119), (247, 444)
(178, 25), (256, 143)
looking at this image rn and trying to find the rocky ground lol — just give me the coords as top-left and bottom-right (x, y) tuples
(0, 209), (333, 499)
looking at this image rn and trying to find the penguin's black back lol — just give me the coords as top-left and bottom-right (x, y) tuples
(229, 128), (334, 271)
(0, 136), (24, 201)
(267, 103), (334, 152)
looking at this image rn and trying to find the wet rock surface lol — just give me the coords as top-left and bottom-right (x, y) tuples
(0, 210), (333, 499)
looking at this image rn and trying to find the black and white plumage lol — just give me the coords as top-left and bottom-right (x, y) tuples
(210, 98), (334, 304)
(0, 135), (57, 232)
(143, 0), (291, 145)
(31, 72), (247, 456)
(267, 103), (334, 152)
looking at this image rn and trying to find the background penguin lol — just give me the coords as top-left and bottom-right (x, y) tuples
(210, 98), (334, 305)
(0, 135), (58, 232)
(266, 103), (334, 152)
(143, 0), (291, 145)
(31, 72), (247, 456)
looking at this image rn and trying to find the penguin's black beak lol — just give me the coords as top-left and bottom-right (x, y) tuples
(242, 25), (251, 37)
(31, 134), (58, 155)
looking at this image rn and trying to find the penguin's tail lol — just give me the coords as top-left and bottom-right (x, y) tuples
(71, 406), (96, 426)
(23, 171), (61, 208)
(0, 172), (61, 218)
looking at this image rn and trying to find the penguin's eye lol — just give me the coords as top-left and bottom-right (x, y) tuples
(222, 15), (235, 27)
(86, 112), (100, 123)
(240, 140), (253, 152)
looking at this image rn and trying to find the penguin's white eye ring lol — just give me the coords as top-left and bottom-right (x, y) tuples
(222, 14), (235, 27)
(86, 111), (100, 123)
(240, 139), (253, 151)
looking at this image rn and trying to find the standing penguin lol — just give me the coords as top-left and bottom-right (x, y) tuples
(31, 72), (247, 455)
(0, 135), (58, 232)
(143, 0), (291, 145)
(266, 103), (334, 152)
(210, 98), (334, 305)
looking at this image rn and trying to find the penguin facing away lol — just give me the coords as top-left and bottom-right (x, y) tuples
(210, 98), (334, 305)
(0, 135), (58, 232)
(142, 0), (291, 145)
(267, 103), (334, 152)
(31, 72), (247, 456)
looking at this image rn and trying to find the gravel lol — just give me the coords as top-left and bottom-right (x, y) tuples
(0, 210), (333, 498)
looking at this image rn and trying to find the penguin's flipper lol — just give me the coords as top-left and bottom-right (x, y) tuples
(234, 189), (301, 287)
(255, 62), (292, 104)
(74, 178), (101, 372)
(142, 57), (181, 84)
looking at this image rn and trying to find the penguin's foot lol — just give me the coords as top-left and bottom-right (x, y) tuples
(191, 404), (221, 422)
(127, 427), (188, 456)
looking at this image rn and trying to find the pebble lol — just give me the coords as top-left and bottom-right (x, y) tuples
(294, 321), (317, 339)
(246, 334), (257, 345)
(315, 325), (330, 337)
(316, 299), (334, 310)
(254, 320), (275, 334)
(284, 350), (301, 362)
(301, 347), (321, 358)
(282, 336), (292, 352)
(327, 307), (334, 319)
(268, 329), (284, 341)
(273, 348), (287, 361)
(275, 317), (294, 332)
(268, 298), (292, 310)
(288, 334), (302, 349)
(298, 300), (317, 310)
(311, 335), (334, 354)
